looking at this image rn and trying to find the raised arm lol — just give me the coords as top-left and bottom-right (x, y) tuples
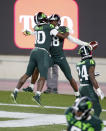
(23, 30), (36, 36)
(50, 28), (69, 39)
(67, 35), (89, 46)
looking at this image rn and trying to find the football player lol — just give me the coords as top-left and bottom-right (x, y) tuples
(23, 14), (81, 98)
(48, 14), (80, 96)
(11, 12), (69, 105)
(23, 14), (93, 98)
(65, 96), (104, 131)
(76, 45), (104, 117)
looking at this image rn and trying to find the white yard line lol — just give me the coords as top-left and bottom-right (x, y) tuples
(0, 103), (106, 111)
(0, 111), (66, 127)
(0, 111), (106, 128)
(0, 103), (67, 109)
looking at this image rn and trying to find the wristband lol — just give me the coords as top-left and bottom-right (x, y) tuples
(97, 88), (102, 94)
(74, 91), (80, 97)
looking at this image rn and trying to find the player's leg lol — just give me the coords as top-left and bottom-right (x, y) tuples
(11, 49), (37, 103)
(23, 67), (39, 92)
(44, 67), (52, 93)
(57, 57), (79, 97)
(90, 90), (102, 117)
(79, 86), (102, 117)
(33, 69), (47, 105)
(33, 51), (51, 105)
(69, 78), (79, 92)
(11, 74), (29, 103)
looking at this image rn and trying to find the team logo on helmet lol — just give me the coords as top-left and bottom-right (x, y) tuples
(78, 46), (92, 60)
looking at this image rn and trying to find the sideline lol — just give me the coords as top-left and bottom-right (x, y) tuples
(0, 103), (106, 111)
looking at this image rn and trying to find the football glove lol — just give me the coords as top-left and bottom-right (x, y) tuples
(97, 88), (104, 100)
(23, 30), (31, 36)
(50, 29), (58, 36)
(74, 91), (80, 98)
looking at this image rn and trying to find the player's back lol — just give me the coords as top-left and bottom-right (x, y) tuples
(76, 58), (95, 85)
(34, 24), (54, 52)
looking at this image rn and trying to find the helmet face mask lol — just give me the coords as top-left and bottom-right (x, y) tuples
(72, 97), (92, 120)
(78, 46), (92, 60)
(49, 14), (61, 26)
(34, 12), (47, 25)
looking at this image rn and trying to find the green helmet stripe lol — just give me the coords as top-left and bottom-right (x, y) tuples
(86, 101), (92, 109)
(42, 13), (46, 18)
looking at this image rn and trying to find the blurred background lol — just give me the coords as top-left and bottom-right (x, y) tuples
(0, 0), (106, 95)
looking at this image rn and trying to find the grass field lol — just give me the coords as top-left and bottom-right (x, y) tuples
(0, 91), (106, 131)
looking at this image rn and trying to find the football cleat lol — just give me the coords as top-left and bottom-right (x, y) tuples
(23, 87), (33, 92)
(11, 92), (17, 104)
(32, 95), (42, 106)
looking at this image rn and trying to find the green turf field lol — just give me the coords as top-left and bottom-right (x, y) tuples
(0, 91), (105, 131)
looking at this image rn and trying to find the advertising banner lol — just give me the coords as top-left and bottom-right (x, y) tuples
(14, 0), (79, 50)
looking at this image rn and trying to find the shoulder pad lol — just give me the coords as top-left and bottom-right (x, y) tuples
(34, 26), (40, 31)
(90, 59), (95, 65)
(77, 61), (85, 66)
(59, 26), (69, 33)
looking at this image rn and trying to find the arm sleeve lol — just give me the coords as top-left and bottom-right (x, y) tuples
(67, 35), (89, 46)
(30, 31), (36, 35)
(25, 30), (36, 35)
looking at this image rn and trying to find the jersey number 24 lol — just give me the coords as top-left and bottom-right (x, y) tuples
(77, 65), (88, 81)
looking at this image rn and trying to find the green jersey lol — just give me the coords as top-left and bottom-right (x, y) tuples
(50, 26), (69, 58)
(49, 26), (72, 81)
(76, 58), (102, 117)
(34, 24), (54, 52)
(65, 107), (103, 131)
(76, 58), (95, 85)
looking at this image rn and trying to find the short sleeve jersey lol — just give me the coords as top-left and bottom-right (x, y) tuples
(65, 107), (103, 131)
(76, 58), (96, 85)
(50, 26), (69, 58)
(34, 24), (54, 52)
